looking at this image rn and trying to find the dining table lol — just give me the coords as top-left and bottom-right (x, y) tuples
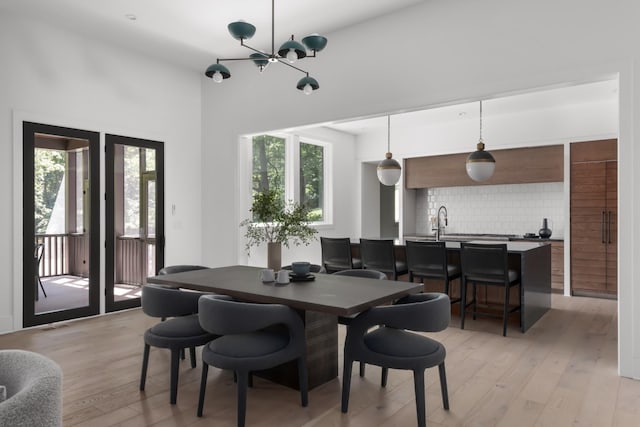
(147, 264), (423, 390)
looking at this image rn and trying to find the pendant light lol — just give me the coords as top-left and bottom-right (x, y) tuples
(377, 115), (402, 186)
(466, 100), (496, 182)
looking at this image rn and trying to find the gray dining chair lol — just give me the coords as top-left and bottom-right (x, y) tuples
(460, 242), (521, 336)
(341, 293), (451, 427)
(333, 268), (387, 377)
(197, 295), (308, 427)
(140, 283), (218, 404)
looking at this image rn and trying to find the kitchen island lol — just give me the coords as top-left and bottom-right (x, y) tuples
(354, 237), (552, 332)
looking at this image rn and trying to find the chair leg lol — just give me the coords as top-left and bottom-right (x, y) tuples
(189, 347), (197, 368)
(413, 369), (427, 427)
(170, 349), (180, 404)
(180, 348), (185, 360)
(381, 367), (389, 387)
(197, 363), (209, 417)
(236, 371), (249, 427)
(438, 362), (450, 410)
(409, 272), (414, 282)
(341, 358), (353, 413)
(472, 283), (478, 320)
(503, 284), (511, 337)
(460, 278), (467, 330)
(359, 362), (366, 377)
(297, 356), (309, 407)
(140, 343), (150, 391)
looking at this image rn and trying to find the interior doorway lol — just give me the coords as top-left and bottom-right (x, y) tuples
(105, 134), (164, 312)
(22, 122), (100, 327)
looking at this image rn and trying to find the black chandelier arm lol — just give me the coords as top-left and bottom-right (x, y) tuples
(240, 39), (276, 58)
(217, 57), (263, 63)
(276, 58), (309, 75)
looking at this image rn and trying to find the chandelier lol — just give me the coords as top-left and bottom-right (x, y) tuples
(204, 0), (327, 94)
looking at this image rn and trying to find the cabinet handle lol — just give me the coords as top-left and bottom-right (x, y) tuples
(602, 211), (606, 244)
(608, 211), (612, 244)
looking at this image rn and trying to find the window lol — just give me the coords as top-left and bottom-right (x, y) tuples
(299, 142), (324, 221)
(250, 134), (329, 223)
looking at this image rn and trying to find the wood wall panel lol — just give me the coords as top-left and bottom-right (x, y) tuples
(405, 145), (563, 188)
(570, 139), (617, 297)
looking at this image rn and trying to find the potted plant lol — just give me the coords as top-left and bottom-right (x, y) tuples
(240, 190), (318, 270)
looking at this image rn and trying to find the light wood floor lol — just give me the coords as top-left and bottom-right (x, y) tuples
(1, 294), (638, 426)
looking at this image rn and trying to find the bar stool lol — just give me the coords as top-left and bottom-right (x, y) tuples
(321, 237), (361, 273)
(459, 242), (520, 336)
(359, 238), (408, 280)
(405, 240), (460, 304)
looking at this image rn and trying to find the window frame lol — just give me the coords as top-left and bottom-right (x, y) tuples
(246, 132), (333, 227)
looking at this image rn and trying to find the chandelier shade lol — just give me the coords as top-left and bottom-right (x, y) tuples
(227, 21), (256, 40)
(205, 63), (231, 82)
(466, 100), (496, 182)
(278, 37), (307, 62)
(205, 0), (326, 93)
(302, 34), (328, 52)
(296, 76), (319, 95)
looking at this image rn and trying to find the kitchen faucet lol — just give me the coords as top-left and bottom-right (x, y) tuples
(435, 205), (448, 241)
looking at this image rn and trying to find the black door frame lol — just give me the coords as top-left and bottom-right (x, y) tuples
(105, 134), (165, 312)
(22, 122), (101, 327)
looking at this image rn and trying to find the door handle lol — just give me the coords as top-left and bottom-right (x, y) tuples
(601, 211), (606, 244)
(608, 211), (612, 244)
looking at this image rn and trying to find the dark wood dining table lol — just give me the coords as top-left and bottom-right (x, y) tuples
(147, 264), (423, 389)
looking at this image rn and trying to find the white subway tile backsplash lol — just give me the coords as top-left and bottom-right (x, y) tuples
(416, 182), (564, 238)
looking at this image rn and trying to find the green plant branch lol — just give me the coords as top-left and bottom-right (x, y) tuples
(240, 190), (318, 254)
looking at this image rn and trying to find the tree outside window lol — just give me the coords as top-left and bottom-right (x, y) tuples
(251, 135), (326, 223)
(300, 142), (324, 221)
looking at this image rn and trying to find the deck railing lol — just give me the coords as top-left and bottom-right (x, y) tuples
(35, 234), (155, 283)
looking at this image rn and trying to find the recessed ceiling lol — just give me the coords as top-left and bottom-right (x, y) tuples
(0, 0), (427, 70)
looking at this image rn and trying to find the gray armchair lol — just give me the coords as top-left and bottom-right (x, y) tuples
(197, 295), (308, 427)
(140, 283), (217, 404)
(0, 349), (63, 427)
(341, 293), (451, 427)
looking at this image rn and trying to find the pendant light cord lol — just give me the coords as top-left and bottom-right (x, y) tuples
(387, 116), (391, 152)
(479, 100), (483, 143)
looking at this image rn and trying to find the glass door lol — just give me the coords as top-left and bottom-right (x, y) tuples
(105, 134), (164, 312)
(22, 122), (100, 327)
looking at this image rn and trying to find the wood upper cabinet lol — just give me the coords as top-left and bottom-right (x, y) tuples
(404, 145), (563, 188)
(570, 139), (617, 296)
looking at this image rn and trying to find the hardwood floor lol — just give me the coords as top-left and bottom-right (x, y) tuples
(1, 294), (638, 426)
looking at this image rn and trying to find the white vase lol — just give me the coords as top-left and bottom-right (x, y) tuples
(267, 242), (282, 271)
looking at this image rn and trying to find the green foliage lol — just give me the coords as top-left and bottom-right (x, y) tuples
(240, 190), (318, 254)
(299, 142), (324, 221)
(34, 149), (65, 233)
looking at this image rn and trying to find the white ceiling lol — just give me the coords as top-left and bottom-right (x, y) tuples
(321, 79), (619, 137)
(0, 0), (427, 70)
(1, 0), (618, 137)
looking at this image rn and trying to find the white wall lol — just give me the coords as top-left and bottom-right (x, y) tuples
(0, 12), (203, 331)
(201, 0), (640, 378)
